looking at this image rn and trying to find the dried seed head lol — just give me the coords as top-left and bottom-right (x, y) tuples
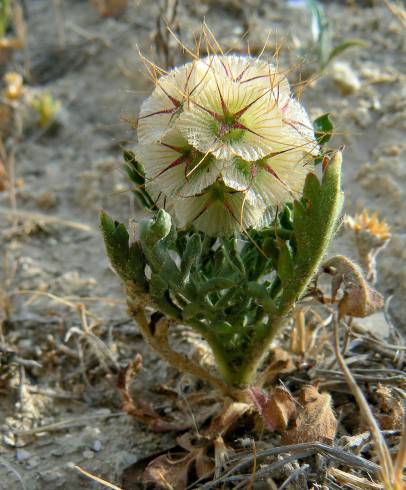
(346, 210), (391, 242)
(136, 54), (319, 235)
(345, 210), (391, 284)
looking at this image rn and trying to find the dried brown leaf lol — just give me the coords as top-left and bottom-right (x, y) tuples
(195, 447), (215, 480)
(209, 400), (251, 436)
(143, 452), (193, 490)
(283, 385), (337, 444)
(249, 386), (296, 431)
(143, 443), (214, 489)
(0, 159), (8, 191)
(257, 347), (296, 387)
(90, 0), (128, 17)
(143, 430), (216, 489)
(375, 384), (404, 431)
(323, 255), (384, 318)
(117, 355), (193, 432)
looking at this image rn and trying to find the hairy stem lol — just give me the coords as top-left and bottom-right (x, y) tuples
(127, 300), (233, 397)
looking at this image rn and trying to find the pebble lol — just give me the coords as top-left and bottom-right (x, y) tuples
(51, 447), (66, 457)
(82, 450), (95, 459)
(387, 145), (401, 157)
(35, 190), (58, 210)
(360, 66), (398, 84)
(16, 449), (31, 462)
(351, 106), (373, 128)
(93, 440), (102, 452)
(114, 450), (138, 472)
(3, 432), (16, 447)
(330, 61), (362, 95)
(39, 470), (63, 483)
(27, 456), (40, 469)
(354, 311), (390, 339)
(17, 339), (33, 352)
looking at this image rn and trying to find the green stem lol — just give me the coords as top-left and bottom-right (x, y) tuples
(204, 316), (285, 386)
(210, 154), (343, 387)
(128, 300), (233, 397)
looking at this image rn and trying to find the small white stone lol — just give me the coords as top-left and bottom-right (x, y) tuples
(27, 457), (40, 469)
(93, 440), (102, 452)
(354, 311), (390, 339)
(352, 106), (373, 128)
(330, 61), (361, 95)
(16, 449), (31, 462)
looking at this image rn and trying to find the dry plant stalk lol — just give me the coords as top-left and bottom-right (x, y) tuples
(334, 317), (405, 490)
(0, 1), (26, 51)
(127, 302), (232, 396)
(74, 465), (123, 490)
(384, 0), (406, 29)
(328, 467), (384, 489)
(154, 0), (180, 69)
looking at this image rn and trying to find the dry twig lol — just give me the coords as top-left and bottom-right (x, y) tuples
(73, 465), (123, 490)
(0, 206), (94, 232)
(128, 304), (233, 397)
(334, 316), (402, 490)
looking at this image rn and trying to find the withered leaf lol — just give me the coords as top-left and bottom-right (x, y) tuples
(375, 384), (404, 431)
(91, 0), (128, 17)
(283, 385), (337, 444)
(248, 386), (296, 432)
(117, 355), (194, 432)
(195, 448), (215, 481)
(323, 255), (384, 318)
(143, 452), (194, 490)
(209, 400), (251, 436)
(257, 347), (296, 387)
(143, 434), (215, 489)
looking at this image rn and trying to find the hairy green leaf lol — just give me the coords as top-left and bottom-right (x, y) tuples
(100, 211), (146, 287)
(314, 113), (333, 146)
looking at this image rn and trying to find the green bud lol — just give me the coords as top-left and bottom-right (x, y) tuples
(139, 209), (172, 246)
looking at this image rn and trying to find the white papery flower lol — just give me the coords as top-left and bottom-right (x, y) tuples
(136, 54), (318, 236)
(222, 151), (311, 208)
(135, 129), (224, 197)
(137, 61), (208, 144)
(173, 182), (264, 237)
(200, 55), (291, 104)
(177, 76), (285, 161)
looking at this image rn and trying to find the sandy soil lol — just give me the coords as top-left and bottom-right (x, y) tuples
(0, 0), (405, 488)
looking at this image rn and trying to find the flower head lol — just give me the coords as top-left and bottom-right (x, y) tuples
(136, 54), (318, 235)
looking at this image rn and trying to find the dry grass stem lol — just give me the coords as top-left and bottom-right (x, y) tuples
(11, 412), (125, 436)
(334, 317), (400, 490)
(0, 206), (95, 232)
(328, 467), (384, 489)
(73, 465), (123, 490)
(384, 0), (406, 29)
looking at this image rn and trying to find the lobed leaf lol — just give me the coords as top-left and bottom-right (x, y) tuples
(100, 211), (146, 287)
